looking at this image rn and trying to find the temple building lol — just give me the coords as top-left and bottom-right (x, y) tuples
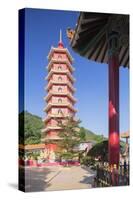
(41, 31), (77, 162)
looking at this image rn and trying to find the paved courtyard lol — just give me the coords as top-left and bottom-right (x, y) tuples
(24, 165), (96, 192)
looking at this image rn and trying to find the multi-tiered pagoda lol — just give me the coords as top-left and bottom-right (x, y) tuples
(42, 31), (77, 162)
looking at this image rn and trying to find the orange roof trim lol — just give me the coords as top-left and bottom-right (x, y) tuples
(19, 144), (45, 150)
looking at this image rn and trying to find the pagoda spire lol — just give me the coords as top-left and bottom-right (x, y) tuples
(59, 29), (62, 43)
(58, 29), (64, 48)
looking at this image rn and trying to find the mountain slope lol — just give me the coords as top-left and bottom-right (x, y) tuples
(19, 111), (43, 144)
(79, 127), (105, 143)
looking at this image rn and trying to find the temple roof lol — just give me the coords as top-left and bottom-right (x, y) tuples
(19, 144), (45, 150)
(69, 12), (129, 68)
(120, 131), (129, 138)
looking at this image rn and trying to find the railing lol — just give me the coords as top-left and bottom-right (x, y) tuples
(94, 163), (129, 187)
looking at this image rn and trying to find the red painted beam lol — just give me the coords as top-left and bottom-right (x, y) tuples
(108, 52), (120, 168)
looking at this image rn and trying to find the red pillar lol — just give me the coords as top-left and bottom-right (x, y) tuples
(108, 32), (120, 168)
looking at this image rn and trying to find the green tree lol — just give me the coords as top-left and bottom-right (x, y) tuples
(87, 140), (124, 163)
(87, 140), (108, 162)
(57, 117), (83, 160)
(78, 127), (86, 141)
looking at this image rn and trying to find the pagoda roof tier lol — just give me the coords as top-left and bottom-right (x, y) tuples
(46, 58), (75, 72)
(47, 47), (74, 63)
(41, 126), (62, 133)
(45, 80), (76, 93)
(43, 114), (76, 123)
(41, 135), (62, 142)
(44, 102), (77, 113)
(44, 91), (77, 102)
(45, 69), (76, 83)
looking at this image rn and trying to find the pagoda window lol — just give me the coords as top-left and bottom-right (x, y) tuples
(58, 55), (62, 59)
(58, 98), (62, 103)
(58, 87), (62, 92)
(58, 109), (63, 114)
(58, 65), (62, 70)
(58, 76), (62, 81)
(57, 119), (62, 126)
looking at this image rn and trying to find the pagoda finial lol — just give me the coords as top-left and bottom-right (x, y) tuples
(58, 29), (64, 48)
(60, 29), (62, 43)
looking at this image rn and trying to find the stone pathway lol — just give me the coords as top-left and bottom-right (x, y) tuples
(24, 165), (95, 192)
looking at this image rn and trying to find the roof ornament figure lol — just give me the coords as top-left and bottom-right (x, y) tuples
(66, 27), (75, 40)
(58, 29), (64, 48)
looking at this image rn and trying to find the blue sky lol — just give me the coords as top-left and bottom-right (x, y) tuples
(23, 8), (129, 136)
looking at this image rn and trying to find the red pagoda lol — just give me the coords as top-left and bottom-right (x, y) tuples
(42, 31), (77, 162)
